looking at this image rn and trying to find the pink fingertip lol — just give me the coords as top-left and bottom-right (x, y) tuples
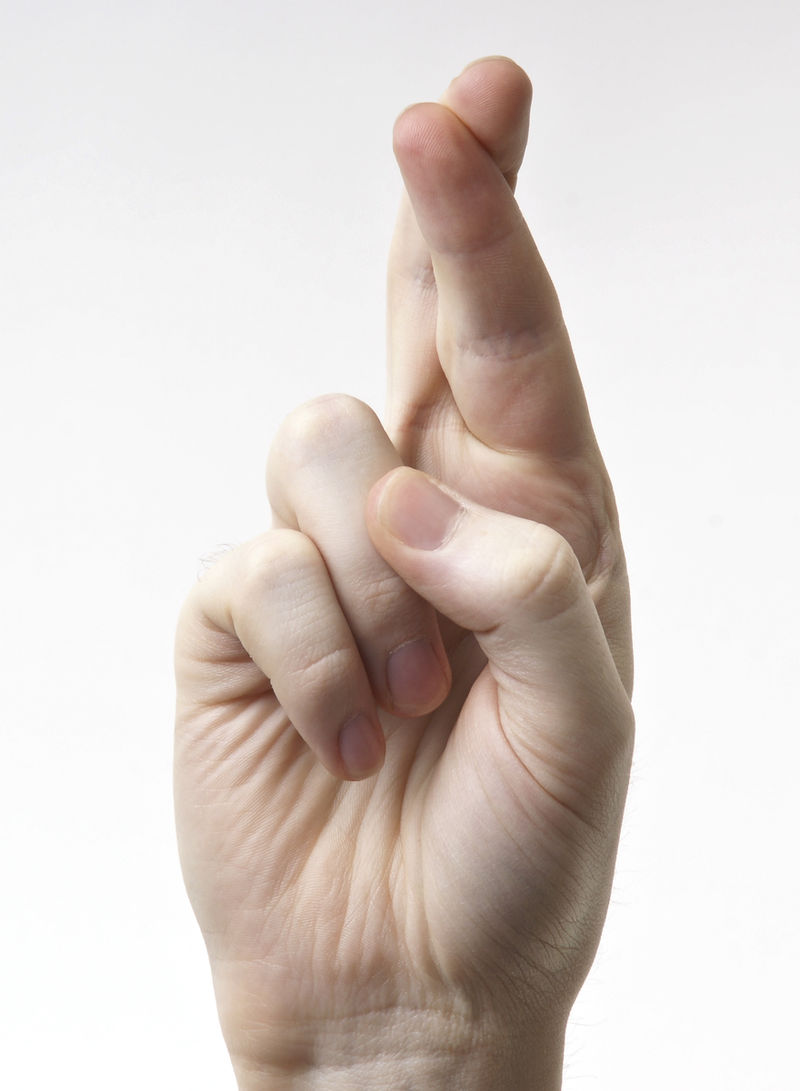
(338, 715), (384, 780)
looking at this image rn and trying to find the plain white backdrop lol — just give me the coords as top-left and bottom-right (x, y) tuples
(2, 1), (798, 1087)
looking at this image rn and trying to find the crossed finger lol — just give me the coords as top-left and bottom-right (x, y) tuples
(386, 58), (532, 454)
(387, 56), (594, 461)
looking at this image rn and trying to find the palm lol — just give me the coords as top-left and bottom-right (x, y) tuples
(176, 629), (604, 1035)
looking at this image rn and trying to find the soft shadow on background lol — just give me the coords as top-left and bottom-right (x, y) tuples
(2, 2), (798, 1087)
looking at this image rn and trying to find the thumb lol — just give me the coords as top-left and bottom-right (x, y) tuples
(366, 468), (633, 803)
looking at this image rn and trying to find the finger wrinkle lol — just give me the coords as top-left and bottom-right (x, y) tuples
(428, 204), (524, 261)
(388, 261), (436, 295)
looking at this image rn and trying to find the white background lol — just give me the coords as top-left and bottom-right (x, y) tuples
(2, 1), (798, 1087)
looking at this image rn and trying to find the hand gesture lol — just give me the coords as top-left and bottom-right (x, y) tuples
(174, 58), (633, 1089)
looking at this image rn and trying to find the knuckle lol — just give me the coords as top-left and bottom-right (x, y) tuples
(512, 524), (583, 620)
(272, 394), (379, 469)
(234, 530), (318, 614)
(359, 567), (408, 614)
(283, 641), (355, 699)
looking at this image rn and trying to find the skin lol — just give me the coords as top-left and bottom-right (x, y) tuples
(174, 58), (634, 1090)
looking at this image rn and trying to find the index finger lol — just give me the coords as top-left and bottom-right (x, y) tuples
(393, 99), (595, 459)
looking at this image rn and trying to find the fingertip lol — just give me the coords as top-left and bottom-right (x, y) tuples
(365, 466), (401, 532)
(386, 636), (452, 718)
(442, 57), (532, 181)
(338, 714), (385, 781)
(370, 467), (464, 552)
(393, 101), (461, 172)
(450, 55), (532, 104)
(395, 61), (532, 173)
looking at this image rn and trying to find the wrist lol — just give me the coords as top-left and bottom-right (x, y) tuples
(227, 1007), (565, 1090)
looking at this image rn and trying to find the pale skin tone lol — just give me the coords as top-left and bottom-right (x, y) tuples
(175, 57), (634, 1090)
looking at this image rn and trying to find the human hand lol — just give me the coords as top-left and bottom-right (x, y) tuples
(174, 58), (633, 1090)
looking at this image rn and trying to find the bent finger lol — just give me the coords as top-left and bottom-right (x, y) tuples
(267, 394), (450, 717)
(177, 529), (384, 780)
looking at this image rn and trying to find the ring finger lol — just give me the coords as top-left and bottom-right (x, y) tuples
(267, 393), (451, 718)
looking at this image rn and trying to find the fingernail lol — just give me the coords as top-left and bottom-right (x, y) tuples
(378, 471), (462, 550)
(387, 638), (449, 714)
(338, 714), (384, 779)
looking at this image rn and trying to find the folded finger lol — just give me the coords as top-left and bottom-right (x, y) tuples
(267, 394), (451, 717)
(177, 529), (385, 780)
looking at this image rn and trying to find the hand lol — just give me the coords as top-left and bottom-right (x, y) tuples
(174, 58), (633, 1090)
